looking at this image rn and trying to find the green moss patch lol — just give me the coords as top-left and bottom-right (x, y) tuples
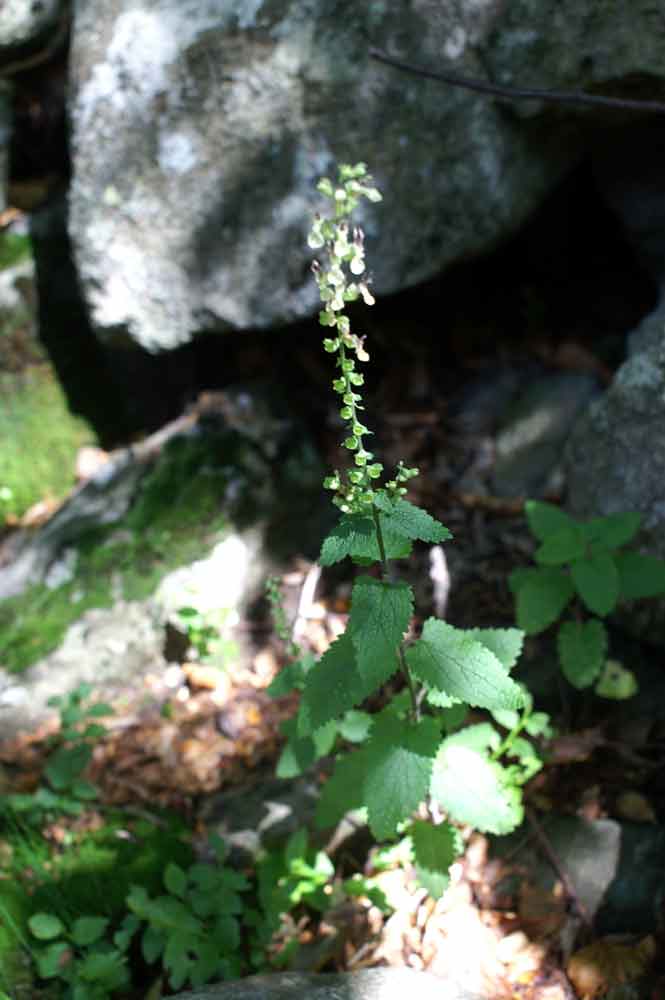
(0, 431), (264, 672)
(0, 366), (95, 522)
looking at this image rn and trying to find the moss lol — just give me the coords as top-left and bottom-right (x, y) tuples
(0, 366), (95, 521)
(0, 432), (253, 672)
(0, 232), (32, 271)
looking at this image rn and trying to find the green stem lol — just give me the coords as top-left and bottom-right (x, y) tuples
(491, 711), (527, 761)
(372, 504), (420, 723)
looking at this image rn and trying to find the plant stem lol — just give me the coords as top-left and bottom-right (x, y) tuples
(372, 504), (420, 722)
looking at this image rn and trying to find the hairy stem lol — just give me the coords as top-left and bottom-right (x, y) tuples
(373, 504), (420, 722)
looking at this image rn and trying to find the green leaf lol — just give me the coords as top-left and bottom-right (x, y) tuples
(298, 631), (362, 735)
(338, 709), (372, 743)
(444, 722), (501, 754)
(320, 514), (411, 566)
(466, 628), (523, 671)
(364, 714), (440, 840)
(374, 496), (452, 543)
(615, 551), (665, 599)
(411, 819), (463, 875)
(315, 750), (368, 829)
(511, 567), (574, 634)
(348, 576), (412, 685)
(525, 500), (576, 541)
(35, 941), (69, 978)
(29, 913), (65, 941)
(411, 818), (463, 898)
(77, 950), (128, 988)
(595, 659), (638, 700)
(570, 550), (619, 615)
(164, 862), (188, 899)
(583, 512), (642, 549)
(141, 924), (165, 964)
(267, 656), (309, 696)
(406, 619), (524, 711)
(276, 719), (337, 778)
(431, 741), (523, 835)
(45, 744), (92, 790)
(534, 524), (586, 565)
(71, 915), (109, 946)
(557, 619), (607, 689)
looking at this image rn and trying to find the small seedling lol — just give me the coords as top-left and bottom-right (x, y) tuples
(3, 683), (112, 821)
(28, 910), (130, 1000)
(509, 500), (665, 697)
(125, 835), (248, 990)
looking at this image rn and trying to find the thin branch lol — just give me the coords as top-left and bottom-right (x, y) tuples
(370, 47), (665, 115)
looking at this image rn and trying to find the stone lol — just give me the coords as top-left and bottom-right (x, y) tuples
(596, 822), (665, 935)
(492, 373), (599, 498)
(564, 303), (665, 642)
(494, 815), (621, 923)
(169, 969), (486, 1000)
(0, 0), (65, 55)
(65, 0), (598, 351)
(0, 599), (167, 740)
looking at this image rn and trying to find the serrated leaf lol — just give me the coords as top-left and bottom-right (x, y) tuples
(298, 631), (362, 735)
(315, 750), (369, 829)
(583, 511), (642, 549)
(71, 915), (109, 946)
(406, 619), (524, 711)
(411, 819), (463, 876)
(431, 742), (523, 834)
(557, 619), (607, 689)
(512, 567), (574, 634)
(364, 714), (440, 840)
(320, 514), (411, 566)
(374, 496), (452, 543)
(466, 628), (524, 671)
(443, 721), (501, 754)
(525, 500), (577, 541)
(615, 551), (665, 599)
(276, 719), (337, 778)
(534, 524), (586, 565)
(267, 656), (311, 696)
(349, 576), (412, 687)
(415, 865), (452, 899)
(570, 550), (619, 615)
(164, 863), (188, 899)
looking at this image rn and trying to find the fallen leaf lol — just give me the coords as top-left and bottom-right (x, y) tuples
(567, 935), (657, 998)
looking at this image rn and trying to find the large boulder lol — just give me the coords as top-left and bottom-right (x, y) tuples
(0, 0), (65, 57)
(564, 300), (665, 642)
(65, 0), (665, 352)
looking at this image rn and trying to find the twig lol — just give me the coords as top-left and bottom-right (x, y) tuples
(370, 47), (665, 116)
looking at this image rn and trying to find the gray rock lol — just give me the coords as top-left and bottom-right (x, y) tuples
(0, 0), (64, 54)
(66, 0), (591, 351)
(597, 822), (665, 935)
(564, 308), (665, 642)
(492, 373), (599, 498)
(169, 969), (485, 1000)
(494, 815), (621, 923)
(199, 771), (321, 862)
(0, 599), (168, 740)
